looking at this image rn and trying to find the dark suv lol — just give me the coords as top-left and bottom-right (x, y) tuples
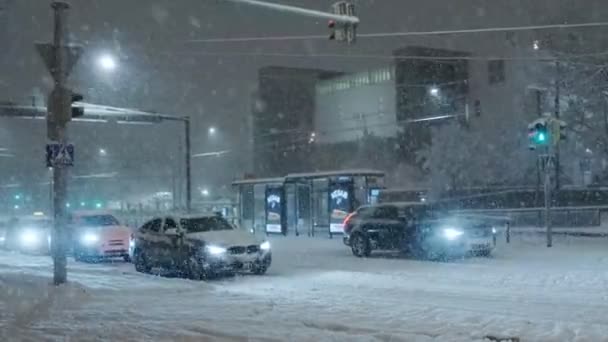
(343, 203), (496, 259)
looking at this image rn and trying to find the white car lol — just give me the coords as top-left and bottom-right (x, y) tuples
(132, 214), (271, 279)
(4, 216), (52, 255)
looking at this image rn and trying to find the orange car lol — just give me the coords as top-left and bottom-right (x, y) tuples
(70, 211), (132, 262)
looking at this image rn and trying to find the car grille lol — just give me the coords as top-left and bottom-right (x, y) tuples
(247, 245), (260, 254)
(228, 245), (260, 255)
(228, 246), (246, 255)
(108, 239), (124, 246)
(470, 226), (491, 237)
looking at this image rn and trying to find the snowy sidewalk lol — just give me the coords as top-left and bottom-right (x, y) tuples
(1, 236), (608, 341)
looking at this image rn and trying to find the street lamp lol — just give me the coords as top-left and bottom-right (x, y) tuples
(97, 54), (117, 72)
(201, 188), (210, 197)
(208, 126), (216, 136)
(429, 86), (440, 97)
(99, 148), (107, 156)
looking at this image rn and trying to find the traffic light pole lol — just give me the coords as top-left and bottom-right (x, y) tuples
(185, 117), (192, 213)
(543, 147), (553, 248)
(49, 1), (71, 285)
(225, 0), (359, 24)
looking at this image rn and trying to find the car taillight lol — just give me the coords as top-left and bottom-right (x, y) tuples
(342, 212), (356, 233)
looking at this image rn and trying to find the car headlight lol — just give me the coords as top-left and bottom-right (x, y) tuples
(20, 230), (40, 247)
(81, 232), (99, 245)
(206, 245), (227, 255)
(260, 241), (271, 251)
(442, 228), (464, 240)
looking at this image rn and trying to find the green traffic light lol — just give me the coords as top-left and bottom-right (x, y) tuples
(536, 132), (546, 143)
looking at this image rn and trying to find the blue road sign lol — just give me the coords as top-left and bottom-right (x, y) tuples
(46, 143), (74, 167)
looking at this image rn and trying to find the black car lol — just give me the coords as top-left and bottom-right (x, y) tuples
(343, 203), (496, 259)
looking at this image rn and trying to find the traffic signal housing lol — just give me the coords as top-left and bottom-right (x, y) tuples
(328, 20), (336, 40)
(71, 92), (84, 118)
(528, 118), (549, 150)
(329, 1), (357, 44)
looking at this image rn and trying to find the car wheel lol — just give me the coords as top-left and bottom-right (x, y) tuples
(351, 233), (371, 258)
(133, 248), (152, 274)
(252, 254), (272, 275)
(185, 255), (207, 280)
(476, 249), (492, 257)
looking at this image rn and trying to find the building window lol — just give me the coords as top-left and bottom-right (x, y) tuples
(488, 59), (505, 84)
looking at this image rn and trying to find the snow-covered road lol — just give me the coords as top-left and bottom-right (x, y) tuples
(2, 235), (608, 341)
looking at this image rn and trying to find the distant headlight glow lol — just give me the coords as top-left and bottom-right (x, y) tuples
(260, 241), (271, 251)
(81, 232), (99, 245)
(206, 245), (227, 255)
(20, 230), (40, 247)
(442, 228), (464, 240)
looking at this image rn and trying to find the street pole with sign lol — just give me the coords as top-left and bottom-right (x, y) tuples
(36, 1), (82, 285)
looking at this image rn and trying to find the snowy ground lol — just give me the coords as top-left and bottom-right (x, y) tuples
(1, 234), (608, 341)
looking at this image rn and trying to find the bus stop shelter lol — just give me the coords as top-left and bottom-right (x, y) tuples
(232, 170), (385, 237)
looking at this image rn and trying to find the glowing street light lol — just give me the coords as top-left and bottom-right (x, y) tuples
(429, 86), (440, 97)
(201, 189), (210, 197)
(99, 148), (107, 156)
(97, 54), (117, 72)
(208, 127), (217, 136)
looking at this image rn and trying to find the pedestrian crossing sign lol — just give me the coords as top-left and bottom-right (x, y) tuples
(46, 143), (74, 167)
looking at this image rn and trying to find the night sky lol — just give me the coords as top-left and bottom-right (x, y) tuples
(1, 0), (607, 203)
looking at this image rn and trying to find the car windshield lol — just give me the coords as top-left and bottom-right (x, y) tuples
(79, 215), (119, 227)
(180, 217), (233, 233)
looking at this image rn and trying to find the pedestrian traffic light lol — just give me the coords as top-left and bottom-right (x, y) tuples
(71, 92), (84, 118)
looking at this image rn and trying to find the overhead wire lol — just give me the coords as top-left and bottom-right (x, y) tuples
(185, 21), (608, 44)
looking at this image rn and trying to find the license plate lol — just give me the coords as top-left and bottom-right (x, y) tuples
(469, 239), (491, 249)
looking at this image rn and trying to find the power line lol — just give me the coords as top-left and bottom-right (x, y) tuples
(167, 50), (608, 62)
(185, 21), (608, 44)
(193, 111), (463, 158)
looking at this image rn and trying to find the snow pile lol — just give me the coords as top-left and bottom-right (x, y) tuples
(0, 272), (90, 340)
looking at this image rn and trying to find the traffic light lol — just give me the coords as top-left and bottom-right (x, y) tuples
(328, 20), (336, 40)
(330, 1), (357, 44)
(528, 118), (549, 149)
(71, 92), (84, 118)
(528, 117), (567, 150)
(551, 119), (567, 143)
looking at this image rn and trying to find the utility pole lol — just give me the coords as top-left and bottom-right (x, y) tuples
(543, 148), (553, 247)
(554, 61), (561, 190)
(185, 117), (192, 213)
(36, 1), (82, 285)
